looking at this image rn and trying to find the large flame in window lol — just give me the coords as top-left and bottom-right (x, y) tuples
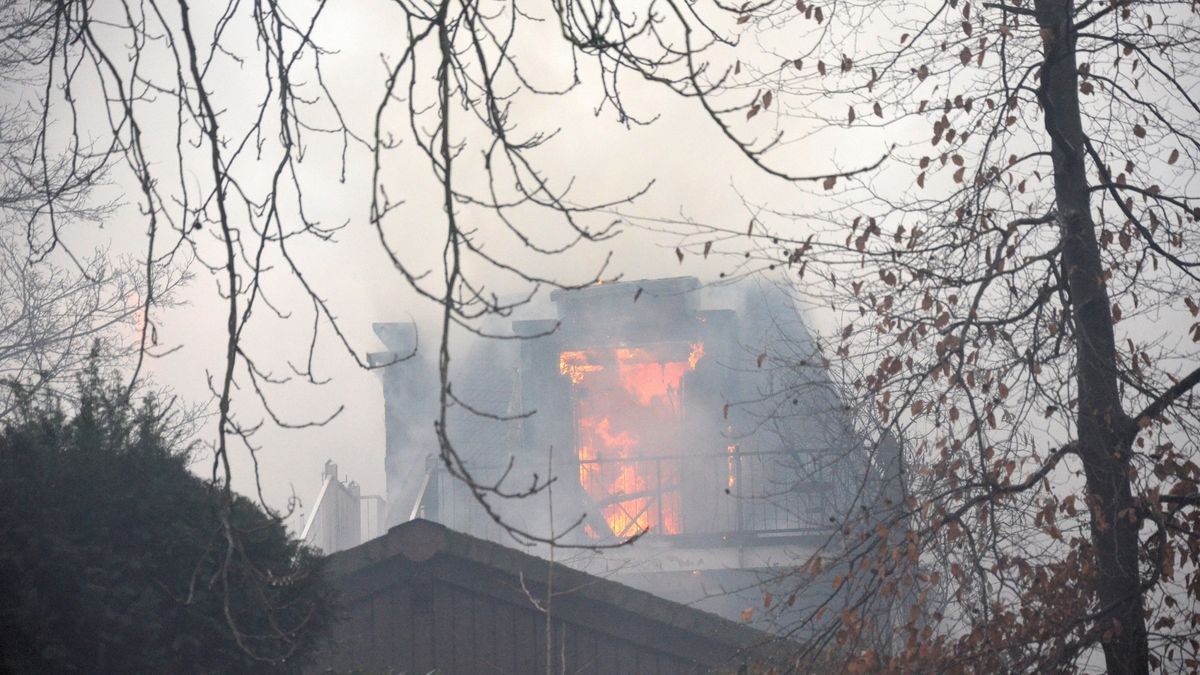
(559, 343), (704, 537)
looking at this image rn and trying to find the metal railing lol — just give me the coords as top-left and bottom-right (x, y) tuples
(417, 447), (842, 545)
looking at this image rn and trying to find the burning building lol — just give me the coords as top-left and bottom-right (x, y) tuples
(355, 276), (903, 634)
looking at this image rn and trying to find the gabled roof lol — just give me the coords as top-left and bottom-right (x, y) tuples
(326, 519), (796, 670)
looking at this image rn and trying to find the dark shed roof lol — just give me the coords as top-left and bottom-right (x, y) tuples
(316, 519), (794, 674)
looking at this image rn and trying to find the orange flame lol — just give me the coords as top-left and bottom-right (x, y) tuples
(559, 350), (603, 385)
(562, 342), (704, 537)
(726, 444), (738, 490)
(603, 465), (650, 536)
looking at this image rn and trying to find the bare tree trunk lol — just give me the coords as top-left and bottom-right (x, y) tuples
(1034, 2), (1148, 673)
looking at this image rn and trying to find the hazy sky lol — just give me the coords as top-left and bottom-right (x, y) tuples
(2, 0), (829, 527)
(18, 0), (1185, 534)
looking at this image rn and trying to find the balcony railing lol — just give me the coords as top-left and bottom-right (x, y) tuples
(414, 447), (842, 546)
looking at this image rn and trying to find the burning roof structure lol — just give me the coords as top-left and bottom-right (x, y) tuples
(358, 276), (904, 632)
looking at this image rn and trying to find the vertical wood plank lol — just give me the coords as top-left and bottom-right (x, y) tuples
(615, 641), (638, 674)
(533, 612), (548, 675)
(595, 632), (619, 674)
(411, 584), (436, 675)
(433, 581), (456, 674)
(471, 591), (496, 674)
(574, 626), (598, 675)
(452, 586), (476, 674)
(350, 598), (374, 667)
(392, 583), (413, 674)
(557, 620), (575, 675)
(513, 606), (539, 674)
(494, 600), (517, 674)
(551, 619), (570, 675)
(371, 592), (391, 671)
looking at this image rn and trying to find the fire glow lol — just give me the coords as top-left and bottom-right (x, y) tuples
(726, 444), (737, 490)
(560, 343), (704, 537)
